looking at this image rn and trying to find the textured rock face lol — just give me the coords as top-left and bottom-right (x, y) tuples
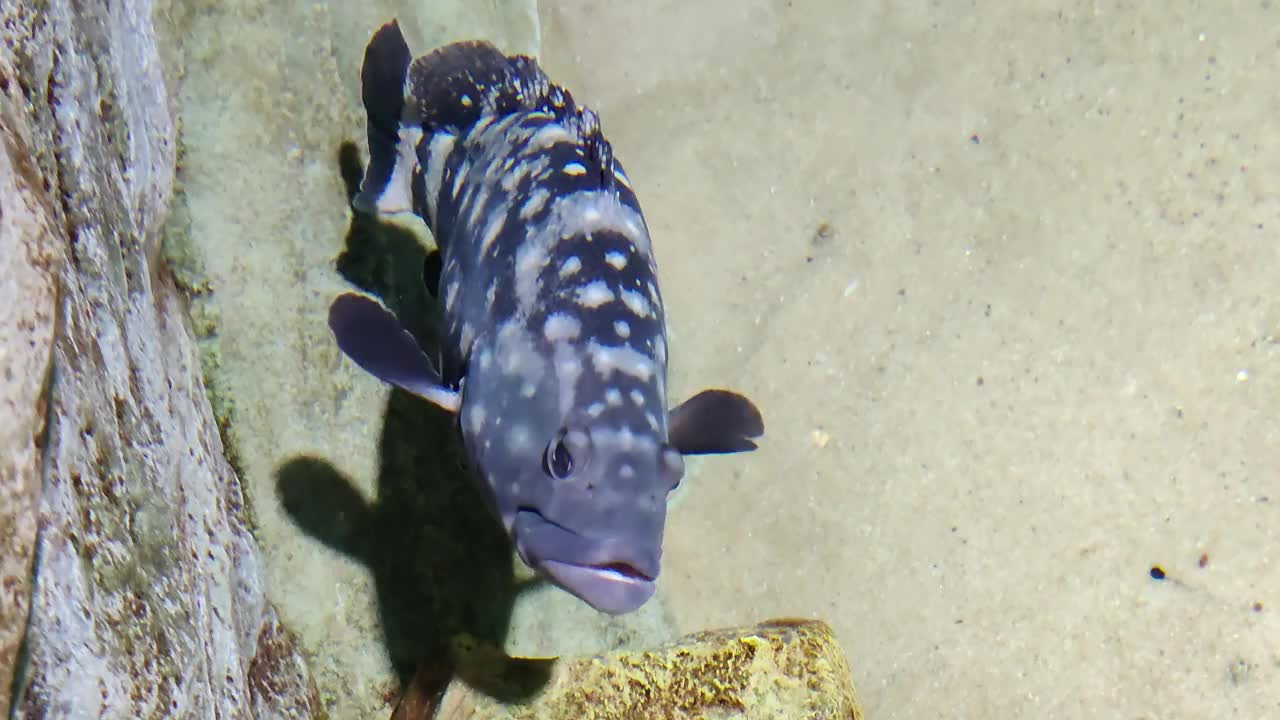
(0, 1), (317, 716)
(408, 619), (863, 720)
(0, 51), (64, 720)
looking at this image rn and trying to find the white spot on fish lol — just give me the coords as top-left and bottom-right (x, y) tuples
(467, 180), (490, 229)
(553, 344), (583, 418)
(495, 321), (547, 385)
(614, 320), (631, 339)
(465, 403), (486, 435)
(593, 427), (659, 453)
(575, 280), (615, 308)
(422, 132), (455, 221)
(646, 412), (660, 431)
(605, 388), (623, 406)
(451, 159), (470, 198)
(470, 114), (496, 138)
(588, 342), (655, 381)
(620, 289), (652, 318)
(460, 94), (473, 107)
(654, 335), (667, 363)
(479, 209), (505, 255)
(605, 251), (627, 270)
(617, 426), (636, 451)
(508, 424), (533, 453)
(563, 161), (587, 176)
(620, 464), (636, 479)
(528, 123), (572, 151)
(543, 312), (582, 343)
(519, 186), (550, 221)
(629, 389), (645, 406)
(514, 153), (551, 190)
(559, 256), (582, 278)
(444, 280), (461, 312)
(538, 191), (651, 257)
(500, 160), (526, 192)
(514, 240), (550, 311)
(587, 402), (605, 417)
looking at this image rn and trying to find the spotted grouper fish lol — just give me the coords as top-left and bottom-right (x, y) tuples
(329, 20), (763, 615)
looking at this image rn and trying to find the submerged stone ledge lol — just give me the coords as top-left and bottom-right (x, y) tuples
(394, 618), (862, 720)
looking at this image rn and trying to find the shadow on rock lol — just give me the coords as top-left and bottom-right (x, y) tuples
(275, 143), (532, 697)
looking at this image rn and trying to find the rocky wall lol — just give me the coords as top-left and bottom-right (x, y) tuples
(0, 1), (318, 716)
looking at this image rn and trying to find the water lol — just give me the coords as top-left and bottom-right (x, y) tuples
(167, 1), (1280, 717)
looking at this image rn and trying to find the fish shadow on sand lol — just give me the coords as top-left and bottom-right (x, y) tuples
(274, 142), (549, 704)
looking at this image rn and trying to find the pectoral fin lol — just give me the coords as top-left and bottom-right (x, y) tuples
(668, 389), (763, 455)
(328, 292), (460, 413)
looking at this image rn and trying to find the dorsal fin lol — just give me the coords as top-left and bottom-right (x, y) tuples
(568, 106), (615, 188)
(353, 20), (415, 214)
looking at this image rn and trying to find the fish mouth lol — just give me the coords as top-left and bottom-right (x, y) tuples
(512, 509), (660, 615)
(537, 559), (656, 615)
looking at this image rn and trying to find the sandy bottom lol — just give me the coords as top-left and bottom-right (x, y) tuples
(540, 2), (1280, 717)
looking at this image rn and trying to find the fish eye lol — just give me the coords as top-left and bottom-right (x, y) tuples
(544, 434), (575, 480)
(544, 427), (591, 480)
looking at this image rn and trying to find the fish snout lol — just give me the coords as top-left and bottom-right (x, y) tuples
(539, 558), (657, 615)
(513, 509), (662, 614)
(541, 536), (661, 614)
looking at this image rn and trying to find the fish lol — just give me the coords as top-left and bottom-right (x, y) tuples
(328, 20), (764, 615)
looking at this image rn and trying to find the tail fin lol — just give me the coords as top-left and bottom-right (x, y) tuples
(353, 21), (417, 214)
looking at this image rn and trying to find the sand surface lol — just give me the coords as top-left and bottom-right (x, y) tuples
(540, 2), (1279, 717)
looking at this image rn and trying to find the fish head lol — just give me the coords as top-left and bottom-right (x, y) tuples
(510, 418), (685, 614)
(460, 363), (684, 614)
(514, 415), (686, 617)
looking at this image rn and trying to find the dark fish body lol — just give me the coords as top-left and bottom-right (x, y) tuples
(330, 21), (763, 614)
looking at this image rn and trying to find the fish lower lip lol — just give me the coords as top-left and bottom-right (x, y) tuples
(540, 560), (656, 614)
(593, 562), (653, 582)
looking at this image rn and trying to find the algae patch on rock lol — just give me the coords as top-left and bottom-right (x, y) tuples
(418, 619), (862, 720)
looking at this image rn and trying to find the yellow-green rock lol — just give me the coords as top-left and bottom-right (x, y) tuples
(416, 619), (861, 720)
